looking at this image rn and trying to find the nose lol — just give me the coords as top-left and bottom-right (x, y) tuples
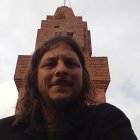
(54, 61), (68, 77)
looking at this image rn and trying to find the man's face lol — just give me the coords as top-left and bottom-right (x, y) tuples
(37, 42), (83, 106)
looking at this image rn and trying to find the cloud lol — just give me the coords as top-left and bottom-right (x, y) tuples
(0, 80), (18, 118)
(0, 0), (140, 138)
(132, 114), (140, 139)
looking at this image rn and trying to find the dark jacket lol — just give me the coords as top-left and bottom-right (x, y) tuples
(0, 103), (138, 140)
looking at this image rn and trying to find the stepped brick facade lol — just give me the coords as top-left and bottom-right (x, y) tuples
(14, 6), (110, 110)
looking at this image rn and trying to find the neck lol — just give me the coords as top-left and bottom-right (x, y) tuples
(42, 104), (65, 125)
(41, 98), (84, 125)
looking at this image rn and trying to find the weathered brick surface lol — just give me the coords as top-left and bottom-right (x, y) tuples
(86, 56), (110, 90)
(14, 6), (110, 108)
(14, 55), (31, 92)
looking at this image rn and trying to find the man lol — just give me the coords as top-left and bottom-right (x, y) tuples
(0, 36), (138, 140)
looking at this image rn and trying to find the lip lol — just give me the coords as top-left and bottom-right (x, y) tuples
(48, 80), (73, 87)
(51, 83), (71, 87)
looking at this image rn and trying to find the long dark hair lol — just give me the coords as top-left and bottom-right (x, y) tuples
(13, 36), (97, 128)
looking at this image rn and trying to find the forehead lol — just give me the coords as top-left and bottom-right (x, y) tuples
(42, 42), (79, 59)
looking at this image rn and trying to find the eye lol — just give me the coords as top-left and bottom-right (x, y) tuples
(43, 61), (57, 68)
(66, 61), (79, 68)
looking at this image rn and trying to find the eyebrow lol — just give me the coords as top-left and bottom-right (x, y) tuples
(41, 57), (56, 63)
(41, 53), (81, 64)
(43, 55), (78, 60)
(40, 56), (81, 67)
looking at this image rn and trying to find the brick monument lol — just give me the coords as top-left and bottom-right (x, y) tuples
(14, 6), (110, 110)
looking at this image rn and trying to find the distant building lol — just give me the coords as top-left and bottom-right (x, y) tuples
(14, 6), (110, 111)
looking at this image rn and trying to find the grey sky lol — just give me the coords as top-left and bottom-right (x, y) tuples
(0, 0), (140, 138)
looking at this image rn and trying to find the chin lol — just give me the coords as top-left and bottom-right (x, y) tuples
(47, 93), (79, 110)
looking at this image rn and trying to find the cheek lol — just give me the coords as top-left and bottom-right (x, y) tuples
(40, 71), (56, 91)
(37, 70), (50, 90)
(73, 70), (83, 89)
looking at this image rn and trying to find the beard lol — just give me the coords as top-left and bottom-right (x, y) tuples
(42, 93), (82, 112)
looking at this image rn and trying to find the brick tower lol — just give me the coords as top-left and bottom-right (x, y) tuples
(14, 6), (110, 110)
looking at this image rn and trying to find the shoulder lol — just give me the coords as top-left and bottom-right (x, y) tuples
(87, 103), (138, 139)
(92, 103), (127, 118)
(92, 102), (124, 112)
(0, 116), (15, 139)
(0, 116), (14, 129)
(0, 116), (34, 140)
(88, 103), (130, 126)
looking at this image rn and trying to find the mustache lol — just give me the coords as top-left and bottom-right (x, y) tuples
(48, 79), (73, 87)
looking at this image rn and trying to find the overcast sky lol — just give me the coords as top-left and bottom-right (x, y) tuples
(0, 0), (140, 138)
